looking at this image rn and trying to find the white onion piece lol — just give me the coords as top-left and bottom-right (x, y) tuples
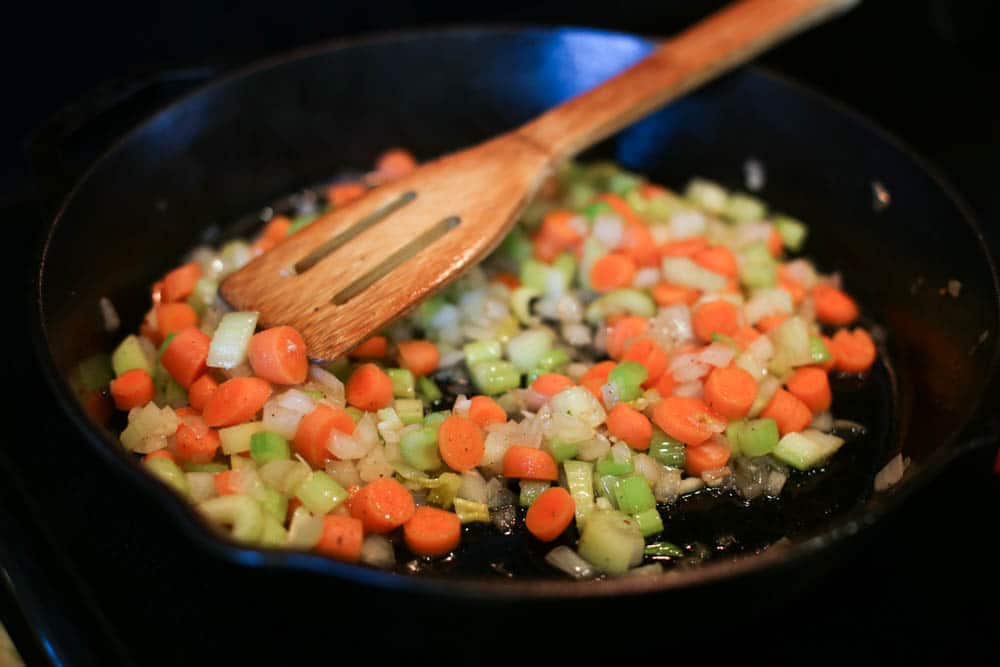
(453, 395), (472, 417)
(482, 431), (511, 474)
(874, 454), (906, 492)
(458, 470), (489, 504)
(186, 472), (217, 503)
(810, 411), (834, 432)
(782, 259), (818, 288)
(358, 444), (393, 482)
(359, 535), (396, 569)
(545, 546), (597, 579)
(673, 381), (704, 398)
(633, 454), (662, 486)
(743, 288), (793, 325)
(327, 431), (371, 460)
(737, 221), (772, 245)
(678, 477), (705, 495)
(287, 507), (324, 549)
(670, 353), (711, 383)
(263, 401), (304, 441)
(626, 563), (664, 577)
(699, 342), (735, 368)
(633, 267), (661, 289)
(668, 210), (706, 238)
(562, 323), (592, 347)
(576, 434), (611, 461)
(593, 214), (624, 248)
(438, 349), (465, 368)
(611, 442), (633, 465)
(99, 297), (120, 332)
(309, 364), (344, 391)
(277, 389), (316, 414)
(662, 257), (727, 292)
(325, 460), (362, 489)
(747, 334), (775, 362)
(654, 468), (682, 502)
(354, 413), (379, 449)
(649, 304), (693, 349)
(749, 376), (781, 417)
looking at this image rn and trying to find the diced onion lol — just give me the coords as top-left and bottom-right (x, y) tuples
(668, 210), (706, 238)
(670, 353), (711, 383)
(699, 342), (735, 368)
(593, 214), (624, 248)
(325, 460), (362, 489)
(277, 389), (316, 414)
(662, 257), (727, 292)
(743, 288), (793, 325)
(458, 470), (489, 504)
(286, 507), (324, 548)
(360, 535), (396, 569)
(674, 381), (704, 398)
(327, 430), (372, 460)
(545, 546), (597, 579)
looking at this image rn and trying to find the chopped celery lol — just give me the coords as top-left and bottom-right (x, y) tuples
(399, 426), (442, 471)
(585, 289), (656, 324)
(537, 348), (570, 372)
(710, 332), (738, 348)
(519, 259), (549, 292)
(121, 403), (180, 451)
(258, 515), (288, 547)
(740, 262), (777, 289)
(144, 456), (190, 496)
(294, 471), (348, 515)
(548, 439), (579, 463)
(112, 335), (153, 377)
(198, 494), (264, 544)
(219, 421), (267, 455)
(230, 454), (257, 471)
(597, 474), (620, 506)
(207, 311), (259, 369)
(218, 240), (253, 277)
(183, 462), (228, 474)
(577, 510), (644, 575)
(581, 200), (613, 220)
(563, 460), (595, 529)
(510, 286), (541, 325)
(645, 192), (685, 223)
(323, 357), (353, 382)
(726, 418), (780, 457)
(251, 484), (288, 522)
(774, 215), (808, 251)
(614, 475), (656, 514)
(644, 541), (685, 558)
(454, 497), (491, 524)
(498, 227), (533, 263)
(633, 507), (664, 537)
(387, 368), (416, 398)
(770, 316), (812, 373)
(684, 178), (728, 214)
(76, 354), (113, 392)
(809, 336), (832, 364)
(416, 294), (446, 331)
(423, 411), (449, 430)
(649, 430), (686, 468)
(623, 188), (649, 216)
(506, 329), (553, 372)
(418, 376), (443, 402)
(578, 236), (608, 292)
(608, 361), (647, 402)
(249, 431), (291, 464)
(741, 241), (773, 265)
(288, 211), (320, 233)
(393, 398), (423, 425)
(567, 182), (596, 210)
(469, 360), (521, 395)
(345, 406), (364, 424)
(607, 171), (642, 195)
(552, 252), (577, 290)
(186, 277), (218, 316)
(596, 454), (633, 477)
(492, 316), (521, 344)
(463, 339), (502, 366)
(724, 193), (766, 222)
(773, 430), (844, 471)
(519, 480), (550, 508)
(153, 362), (188, 407)
(426, 472), (463, 509)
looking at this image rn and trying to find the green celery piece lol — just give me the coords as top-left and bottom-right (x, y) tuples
(499, 227), (534, 263)
(581, 200), (613, 220)
(400, 426), (442, 471)
(710, 333), (738, 348)
(182, 462), (228, 474)
(774, 215), (808, 252)
(724, 193), (767, 222)
(649, 430), (686, 468)
(387, 368), (416, 399)
(567, 182), (596, 210)
(323, 357), (353, 383)
(345, 406), (364, 424)
(519, 259), (549, 292)
(537, 348), (571, 372)
(614, 475), (656, 514)
(552, 252), (577, 290)
(684, 178), (728, 214)
(773, 431), (844, 471)
(252, 485), (288, 523)
(463, 339), (502, 366)
(519, 480), (550, 508)
(288, 211), (321, 234)
(510, 286), (541, 325)
(112, 336), (153, 377)
(294, 471), (348, 515)
(729, 418), (780, 457)
(426, 472), (463, 509)
(393, 398), (424, 425)
(258, 515), (288, 547)
(469, 360), (521, 396)
(250, 431), (291, 464)
(563, 460), (595, 529)
(633, 507), (664, 537)
(809, 336), (832, 364)
(597, 474), (620, 506)
(584, 289), (655, 325)
(186, 277), (218, 316)
(547, 439), (579, 463)
(418, 376), (443, 402)
(607, 172), (642, 195)
(740, 261), (777, 289)
(198, 494), (264, 544)
(608, 361), (647, 402)
(75, 354), (114, 392)
(506, 329), (553, 372)
(423, 411), (449, 431)
(644, 541), (686, 558)
(144, 456), (190, 497)
(596, 454), (633, 477)
(454, 498), (491, 524)
(577, 510), (644, 575)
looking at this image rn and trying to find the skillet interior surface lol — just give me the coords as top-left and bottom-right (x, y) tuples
(33, 27), (1000, 596)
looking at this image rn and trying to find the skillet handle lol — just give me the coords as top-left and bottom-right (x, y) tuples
(27, 64), (224, 215)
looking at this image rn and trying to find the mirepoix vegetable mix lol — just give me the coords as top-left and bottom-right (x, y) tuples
(95, 149), (880, 579)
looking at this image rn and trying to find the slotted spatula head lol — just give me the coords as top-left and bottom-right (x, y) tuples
(220, 0), (858, 361)
(220, 134), (553, 360)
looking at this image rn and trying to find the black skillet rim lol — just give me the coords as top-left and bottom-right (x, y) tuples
(28, 25), (1000, 601)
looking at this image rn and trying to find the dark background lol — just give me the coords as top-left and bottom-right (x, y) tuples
(2, 1), (999, 664)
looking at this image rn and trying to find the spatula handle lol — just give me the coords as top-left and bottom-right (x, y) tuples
(517, 0), (858, 161)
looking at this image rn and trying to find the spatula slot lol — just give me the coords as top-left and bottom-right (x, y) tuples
(293, 190), (417, 274)
(331, 215), (460, 305)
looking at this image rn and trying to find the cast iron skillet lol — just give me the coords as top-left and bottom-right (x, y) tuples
(30, 27), (1000, 604)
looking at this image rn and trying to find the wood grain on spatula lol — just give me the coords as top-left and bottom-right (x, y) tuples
(220, 0), (858, 361)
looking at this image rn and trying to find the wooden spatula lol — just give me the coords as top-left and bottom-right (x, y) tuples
(221, 0), (857, 360)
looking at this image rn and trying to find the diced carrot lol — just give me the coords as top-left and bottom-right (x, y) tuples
(154, 303), (198, 343)
(652, 282), (700, 307)
(597, 192), (641, 226)
(605, 403), (653, 450)
(659, 237), (708, 258)
(201, 377), (273, 428)
(693, 245), (738, 277)
(621, 337), (667, 388)
(533, 233), (562, 263)
(468, 396), (507, 428)
(188, 374), (220, 412)
(109, 368), (154, 410)
(692, 300), (740, 342)
(375, 148), (418, 181)
(396, 340), (440, 377)
(161, 262), (201, 303)
(261, 215), (292, 243)
(651, 396), (725, 446)
(144, 450), (175, 464)
(760, 388), (813, 435)
(606, 316), (648, 359)
(582, 375), (606, 402)
(685, 439), (731, 475)
(502, 446), (559, 481)
(251, 237), (276, 256)
(247, 325), (309, 385)
(785, 367), (832, 413)
(174, 406), (200, 418)
(731, 326), (761, 349)
(779, 278), (806, 305)
(640, 183), (668, 199)
(703, 366), (757, 419)
(346, 363), (394, 411)
(530, 373), (574, 397)
(403, 506), (461, 557)
(525, 486), (575, 542)
(327, 182), (367, 207)
(538, 209), (582, 250)
(175, 421), (221, 464)
(590, 253), (637, 292)
(160, 327), (211, 389)
(348, 336), (388, 360)
(829, 328), (877, 373)
(494, 272), (521, 289)
(214, 470), (241, 496)
(605, 313), (628, 328)
(294, 403), (354, 468)
(582, 361), (616, 384)
(768, 228), (783, 257)
(620, 223), (659, 267)
(315, 515), (364, 562)
(349, 478), (416, 534)
(812, 284), (859, 325)
(756, 313), (789, 334)
(437, 415), (485, 472)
